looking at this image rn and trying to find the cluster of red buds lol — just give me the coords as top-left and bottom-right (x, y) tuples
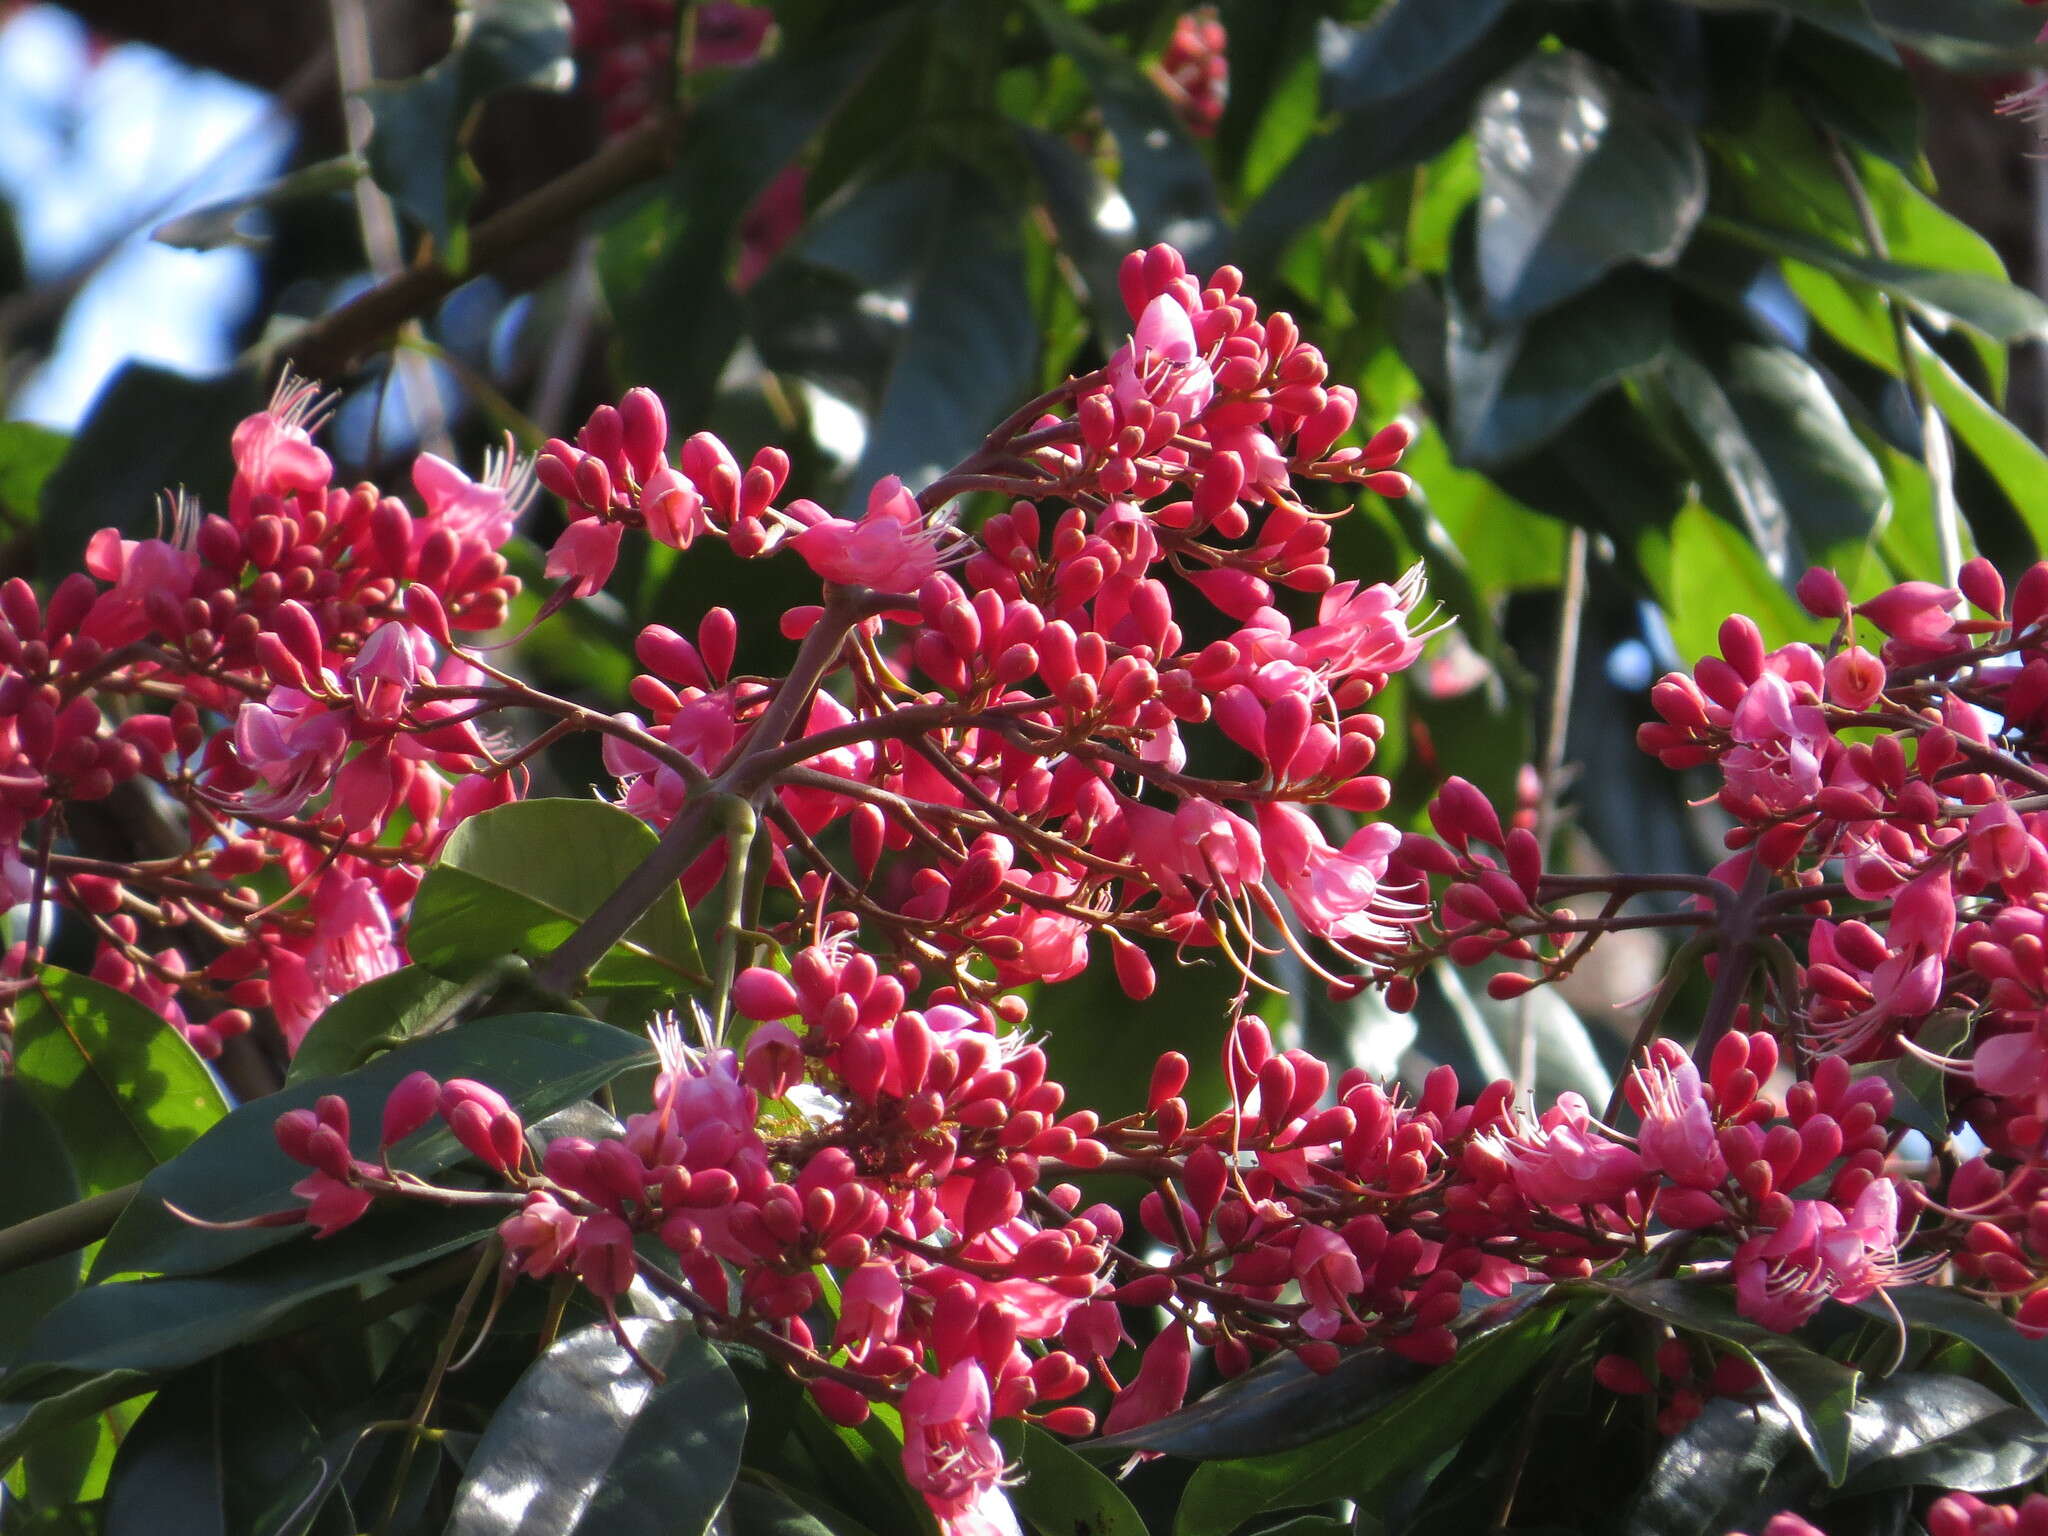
(1743, 1491), (2048, 1536)
(1156, 8), (1229, 137)
(18, 236), (2048, 1533)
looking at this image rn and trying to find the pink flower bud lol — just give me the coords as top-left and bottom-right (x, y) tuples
(381, 1071), (440, 1147)
(1823, 646), (1884, 710)
(733, 967), (801, 1020)
(743, 1022), (805, 1098)
(1795, 566), (1850, 618)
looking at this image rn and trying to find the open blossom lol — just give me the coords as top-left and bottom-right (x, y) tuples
(1108, 292), (1214, 420)
(791, 476), (948, 592)
(1722, 670), (1827, 815)
(545, 516), (627, 597)
(227, 689), (350, 818)
(1628, 1051), (1727, 1192)
(1734, 1180), (1910, 1331)
(1256, 801), (1410, 951)
(266, 869), (403, 1047)
(900, 1362), (1019, 1536)
(1487, 1093), (1643, 1210)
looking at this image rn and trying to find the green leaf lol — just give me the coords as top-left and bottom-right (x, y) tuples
(1595, 1279), (1859, 1482)
(150, 156), (366, 252)
(1837, 1372), (2048, 1495)
(724, 1479), (846, 1536)
(1022, 0), (1225, 276)
(1866, 0), (2048, 68)
(1626, 1397), (1805, 1536)
(102, 1357), (334, 1536)
(10, 967), (228, 1200)
(363, 0), (571, 253)
(38, 363), (265, 585)
(1447, 265), (1674, 468)
(1679, 0), (1894, 57)
(604, 18), (901, 430)
(1018, 125), (1144, 348)
(407, 798), (702, 994)
(0, 422), (65, 528)
(1877, 1286), (2048, 1429)
(1908, 332), (2048, 561)
(0, 1371), (153, 1469)
(792, 167), (1038, 500)
(1471, 51), (1706, 323)
(1708, 214), (2048, 346)
(996, 1421), (1146, 1536)
(0, 1079), (82, 1364)
(91, 1013), (651, 1281)
(446, 1319), (746, 1536)
(1170, 1299), (1571, 1536)
(1319, 0), (1512, 111)
(1653, 339), (1888, 581)
(1638, 502), (1830, 663)
(11, 1204), (495, 1382)
(283, 965), (473, 1084)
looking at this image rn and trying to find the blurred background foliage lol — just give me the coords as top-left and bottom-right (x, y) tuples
(2, 0), (2048, 1201)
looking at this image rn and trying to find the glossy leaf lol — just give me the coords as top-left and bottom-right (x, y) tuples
(91, 1013), (651, 1280)
(445, 1319), (745, 1536)
(1023, 0), (1226, 277)
(1170, 1299), (1571, 1536)
(790, 167), (1037, 499)
(14, 1204), (495, 1381)
(150, 156), (366, 252)
(0, 1079), (82, 1364)
(1679, 0), (1894, 56)
(1472, 51), (1706, 323)
(1908, 332), (2048, 560)
(1838, 1372), (2048, 1495)
(363, 0), (572, 252)
(9, 966), (228, 1200)
(1626, 1398), (1805, 1536)
(1876, 1286), (2048, 1429)
(407, 798), (703, 993)
(1447, 265), (1673, 469)
(1865, 0), (2048, 68)
(724, 1480), (845, 1536)
(1319, 0), (1510, 112)
(1596, 1279), (1859, 1482)
(0, 1371), (153, 1469)
(1654, 339), (1887, 581)
(283, 965), (473, 1085)
(996, 1421), (1146, 1536)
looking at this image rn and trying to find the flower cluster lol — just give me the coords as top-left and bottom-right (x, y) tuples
(1157, 9), (1229, 137)
(1740, 1491), (2048, 1536)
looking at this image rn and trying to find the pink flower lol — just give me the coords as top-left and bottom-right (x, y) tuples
(545, 517), (626, 597)
(1627, 1052), (1727, 1192)
(228, 689), (350, 818)
(835, 1260), (904, 1358)
(1293, 1224), (1365, 1339)
(1102, 1320), (1192, 1436)
(346, 622), (430, 722)
(1857, 580), (1960, 648)
(792, 477), (947, 592)
(267, 870), (402, 1048)
(500, 1192), (582, 1278)
(82, 530), (198, 648)
(1108, 293), (1214, 421)
(229, 376), (333, 513)
(1125, 797), (1264, 910)
(1734, 1181), (1911, 1332)
(1489, 1092), (1643, 1211)
(1256, 800), (1411, 952)
(1293, 565), (1427, 684)
(413, 446), (530, 548)
(1722, 672), (1827, 814)
(900, 1362), (1020, 1536)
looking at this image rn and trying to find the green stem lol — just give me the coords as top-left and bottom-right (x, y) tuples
(0, 1182), (136, 1278)
(707, 797), (758, 1042)
(373, 1238), (498, 1536)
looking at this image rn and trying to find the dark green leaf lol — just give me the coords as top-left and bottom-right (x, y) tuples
(91, 1013), (651, 1280)
(407, 798), (702, 993)
(792, 167), (1037, 499)
(150, 157), (367, 252)
(1626, 1398), (1804, 1536)
(283, 965), (473, 1084)
(0, 1079), (81, 1364)
(1866, 0), (2048, 68)
(1876, 1286), (2048, 1429)
(604, 18), (901, 429)
(1709, 214), (2048, 345)
(996, 1421), (1145, 1536)
(363, 0), (571, 252)
(10, 967), (228, 1199)
(1596, 1279), (1859, 1482)
(1447, 266), (1673, 468)
(0, 422), (65, 528)
(1319, 0), (1510, 112)
(1023, 0), (1225, 277)
(1857, 1012), (1965, 1143)
(1680, 0), (1894, 57)
(1170, 1299), (1571, 1536)
(1654, 339), (1887, 581)
(1472, 51), (1706, 323)
(724, 1479), (843, 1536)
(0, 1371), (153, 1468)
(445, 1319), (745, 1536)
(15, 1205), (492, 1380)
(1018, 125), (1143, 348)
(1839, 1372), (2048, 1494)
(38, 363), (264, 585)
